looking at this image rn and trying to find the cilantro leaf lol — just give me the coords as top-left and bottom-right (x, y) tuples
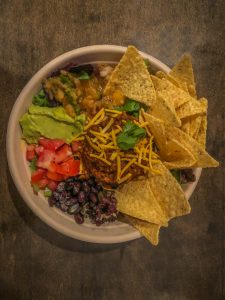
(60, 74), (73, 86)
(117, 120), (146, 150)
(32, 89), (49, 107)
(114, 99), (143, 118)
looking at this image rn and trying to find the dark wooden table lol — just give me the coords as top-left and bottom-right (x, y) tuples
(1, 1), (224, 299)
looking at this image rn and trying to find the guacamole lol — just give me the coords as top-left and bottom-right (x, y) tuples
(20, 105), (85, 144)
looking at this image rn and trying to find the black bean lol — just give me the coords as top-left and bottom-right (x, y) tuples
(65, 197), (78, 206)
(90, 186), (98, 194)
(74, 213), (84, 224)
(65, 182), (74, 191)
(89, 193), (97, 203)
(73, 182), (81, 195)
(68, 203), (80, 214)
(83, 185), (90, 193)
(65, 177), (74, 184)
(55, 202), (60, 208)
(96, 183), (103, 192)
(87, 177), (95, 186)
(58, 192), (68, 203)
(53, 191), (60, 201)
(57, 182), (66, 192)
(78, 191), (86, 203)
(60, 203), (68, 212)
(89, 202), (96, 209)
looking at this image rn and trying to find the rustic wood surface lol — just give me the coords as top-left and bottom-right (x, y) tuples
(0, 1), (224, 299)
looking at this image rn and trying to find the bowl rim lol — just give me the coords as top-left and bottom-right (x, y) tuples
(6, 45), (202, 244)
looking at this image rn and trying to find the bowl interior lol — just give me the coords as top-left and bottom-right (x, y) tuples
(6, 45), (202, 244)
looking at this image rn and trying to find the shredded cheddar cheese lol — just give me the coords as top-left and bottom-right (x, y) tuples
(105, 109), (122, 115)
(118, 173), (132, 184)
(116, 155), (121, 181)
(121, 158), (136, 176)
(82, 108), (160, 184)
(90, 154), (111, 166)
(102, 118), (114, 133)
(86, 136), (101, 152)
(84, 108), (104, 130)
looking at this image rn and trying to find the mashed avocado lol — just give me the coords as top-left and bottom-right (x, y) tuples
(20, 105), (85, 144)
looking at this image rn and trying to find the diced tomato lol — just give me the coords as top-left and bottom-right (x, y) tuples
(48, 162), (58, 173)
(55, 144), (72, 163)
(56, 158), (80, 176)
(37, 178), (49, 189)
(47, 180), (58, 191)
(26, 149), (36, 161)
(31, 168), (46, 183)
(71, 141), (80, 152)
(35, 145), (44, 156)
(46, 171), (64, 181)
(36, 149), (55, 169)
(27, 144), (36, 151)
(39, 138), (65, 151)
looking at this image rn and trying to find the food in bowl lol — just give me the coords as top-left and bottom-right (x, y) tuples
(19, 46), (219, 245)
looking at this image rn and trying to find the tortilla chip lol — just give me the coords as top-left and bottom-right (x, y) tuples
(187, 115), (202, 137)
(181, 118), (191, 135)
(155, 70), (189, 92)
(195, 115), (207, 148)
(169, 54), (197, 98)
(147, 92), (181, 127)
(176, 97), (207, 119)
(162, 139), (196, 169)
(166, 125), (218, 168)
(141, 110), (194, 168)
(148, 162), (191, 219)
(141, 109), (167, 148)
(142, 110), (218, 168)
(103, 46), (156, 106)
(151, 76), (192, 108)
(119, 214), (161, 246)
(116, 179), (167, 224)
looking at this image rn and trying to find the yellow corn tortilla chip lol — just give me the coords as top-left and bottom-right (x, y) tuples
(140, 109), (167, 147)
(156, 70), (189, 93)
(103, 46), (156, 106)
(195, 114), (207, 148)
(166, 125), (218, 168)
(176, 97), (207, 119)
(181, 118), (191, 135)
(169, 54), (197, 98)
(151, 75), (192, 108)
(142, 110), (218, 168)
(148, 162), (191, 219)
(117, 161), (190, 223)
(119, 214), (161, 246)
(178, 99), (206, 138)
(187, 115), (202, 137)
(116, 179), (167, 224)
(142, 111), (195, 168)
(162, 139), (196, 169)
(147, 91), (181, 127)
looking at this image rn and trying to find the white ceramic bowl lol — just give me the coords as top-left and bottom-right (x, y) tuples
(6, 45), (202, 244)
